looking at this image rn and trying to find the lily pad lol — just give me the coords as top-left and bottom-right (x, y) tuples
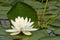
(49, 19), (60, 27)
(0, 28), (13, 40)
(7, 1), (38, 27)
(40, 36), (60, 40)
(0, 36), (13, 40)
(19, 29), (47, 40)
(54, 28), (60, 34)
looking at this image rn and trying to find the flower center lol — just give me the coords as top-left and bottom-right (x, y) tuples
(17, 20), (23, 24)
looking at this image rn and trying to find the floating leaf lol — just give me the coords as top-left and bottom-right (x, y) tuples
(0, 28), (12, 40)
(40, 36), (60, 40)
(19, 29), (47, 40)
(7, 1), (38, 27)
(54, 28), (60, 34)
(0, 36), (13, 40)
(49, 19), (60, 27)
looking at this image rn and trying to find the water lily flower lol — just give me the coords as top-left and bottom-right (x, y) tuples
(6, 16), (37, 35)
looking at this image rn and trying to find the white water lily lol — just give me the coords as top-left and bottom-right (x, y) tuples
(6, 16), (37, 35)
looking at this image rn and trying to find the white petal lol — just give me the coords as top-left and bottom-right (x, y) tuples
(23, 31), (32, 35)
(11, 26), (19, 30)
(10, 32), (20, 35)
(11, 26), (15, 29)
(29, 22), (34, 26)
(23, 28), (38, 31)
(21, 17), (24, 20)
(25, 17), (28, 22)
(6, 29), (16, 32)
(28, 28), (38, 31)
(15, 18), (18, 22)
(12, 22), (19, 28)
(11, 20), (19, 28)
(11, 20), (15, 24)
(11, 20), (19, 27)
(18, 16), (20, 20)
(26, 22), (34, 27)
(29, 18), (31, 22)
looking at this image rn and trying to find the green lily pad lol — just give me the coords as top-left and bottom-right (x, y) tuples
(0, 28), (9, 35)
(7, 1), (38, 27)
(0, 36), (14, 40)
(19, 29), (47, 40)
(0, 28), (13, 40)
(40, 36), (60, 40)
(54, 28), (60, 34)
(49, 19), (60, 27)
